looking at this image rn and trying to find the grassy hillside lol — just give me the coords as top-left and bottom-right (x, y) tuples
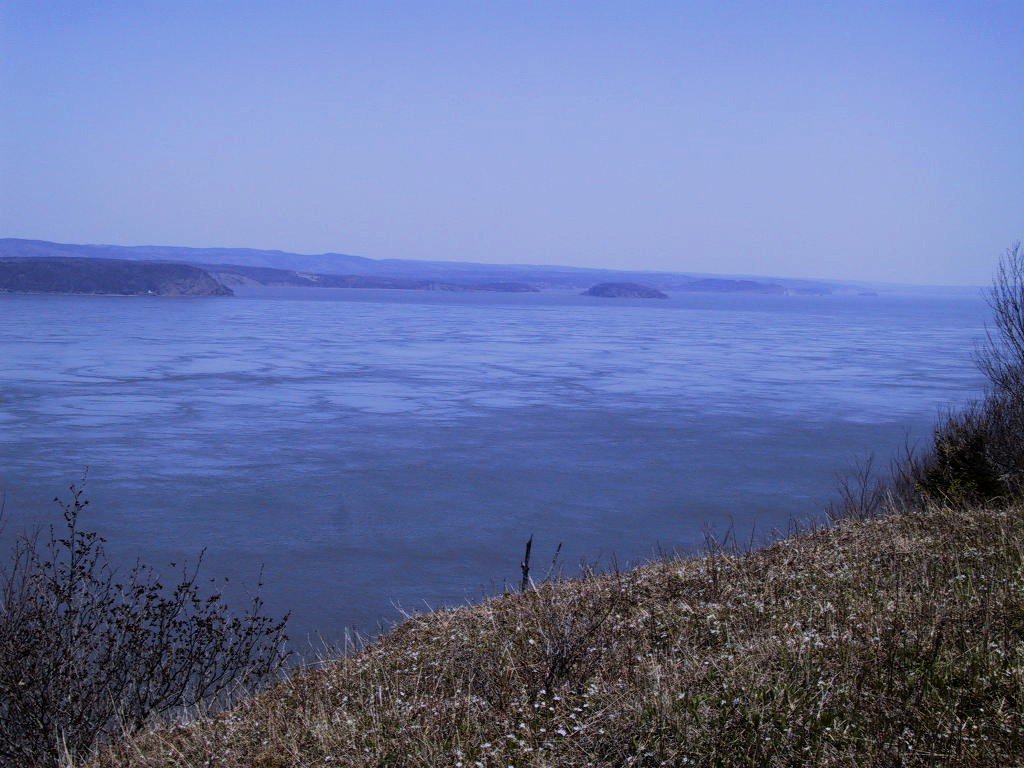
(91, 500), (1024, 767)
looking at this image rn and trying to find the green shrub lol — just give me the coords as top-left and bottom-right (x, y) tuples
(918, 407), (1007, 504)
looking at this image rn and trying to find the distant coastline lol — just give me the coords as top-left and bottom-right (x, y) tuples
(0, 238), (856, 296)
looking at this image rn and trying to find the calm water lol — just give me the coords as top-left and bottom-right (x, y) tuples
(0, 287), (988, 643)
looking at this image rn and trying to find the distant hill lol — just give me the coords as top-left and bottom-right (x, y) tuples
(203, 263), (538, 293)
(0, 257), (232, 297)
(678, 278), (786, 294)
(0, 238), (377, 275)
(0, 239), (839, 294)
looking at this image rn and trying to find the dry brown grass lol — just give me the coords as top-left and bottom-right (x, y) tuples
(86, 500), (1024, 768)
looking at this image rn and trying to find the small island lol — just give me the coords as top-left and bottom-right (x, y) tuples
(582, 282), (668, 299)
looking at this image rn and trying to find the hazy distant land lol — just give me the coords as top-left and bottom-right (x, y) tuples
(0, 238), (933, 298)
(0, 257), (233, 297)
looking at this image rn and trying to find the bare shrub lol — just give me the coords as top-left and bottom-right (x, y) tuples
(978, 241), (1024, 401)
(430, 561), (625, 713)
(0, 483), (289, 767)
(523, 575), (623, 701)
(828, 455), (891, 521)
(946, 240), (1024, 498)
(833, 243), (1024, 516)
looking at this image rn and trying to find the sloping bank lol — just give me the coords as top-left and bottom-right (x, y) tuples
(92, 500), (1024, 767)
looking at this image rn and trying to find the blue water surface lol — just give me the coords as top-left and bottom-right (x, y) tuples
(0, 287), (988, 643)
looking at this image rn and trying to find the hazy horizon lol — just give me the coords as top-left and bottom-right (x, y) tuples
(2, 2), (1022, 284)
(0, 235), (991, 289)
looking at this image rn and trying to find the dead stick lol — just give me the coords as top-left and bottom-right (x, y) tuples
(520, 535), (533, 592)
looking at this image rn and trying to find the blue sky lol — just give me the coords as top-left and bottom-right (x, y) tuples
(2, 1), (1022, 283)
